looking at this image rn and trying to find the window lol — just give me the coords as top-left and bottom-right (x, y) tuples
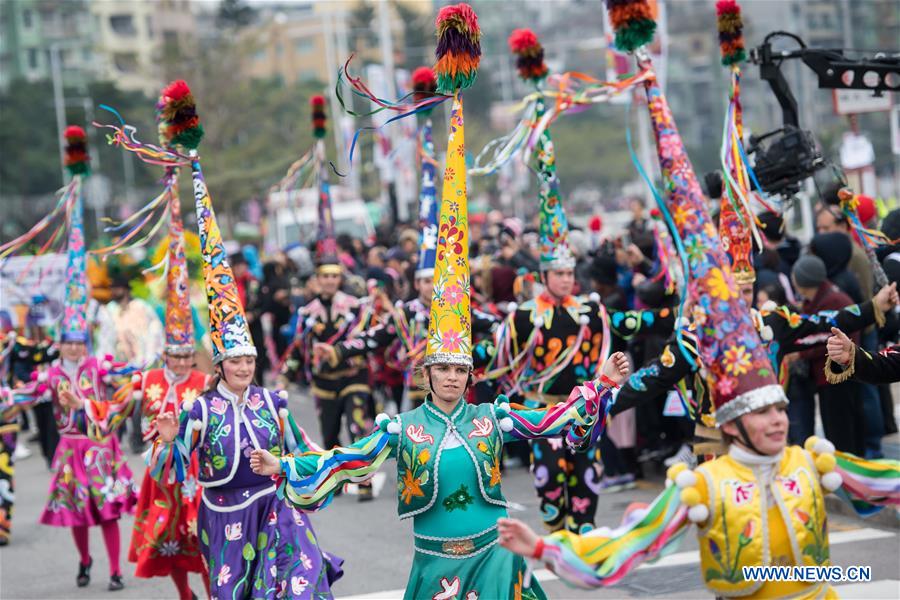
(146, 15), (154, 38)
(113, 52), (138, 73)
(295, 38), (313, 54)
(22, 9), (33, 29)
(27, 47), (38, 69)
(109, 14), (136, 36)
(299, 69), (318, 82)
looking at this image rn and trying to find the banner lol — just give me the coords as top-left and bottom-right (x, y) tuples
(0, 253), (67, 328)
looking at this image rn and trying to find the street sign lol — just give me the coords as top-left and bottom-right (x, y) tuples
(832, 89), (892, 115)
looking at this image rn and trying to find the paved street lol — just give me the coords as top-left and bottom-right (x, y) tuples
(1, 389), (899, 599)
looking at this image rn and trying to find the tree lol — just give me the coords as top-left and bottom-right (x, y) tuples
(217, 0), (256, 29)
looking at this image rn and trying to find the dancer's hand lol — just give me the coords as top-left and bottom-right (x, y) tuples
(826, 327), (854, 365)
(600, 351), (630, 387)
(874, 282), (899, 313)
(250, 449), (281, 476)
(156, 412), (179, 443)
(59, 389), (83, 411)
(312, 342), (337, 367)
(497, 518), (541, 558)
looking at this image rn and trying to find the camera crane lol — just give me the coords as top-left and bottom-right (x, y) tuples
(749, 31), (900, 128)
(741, 32), (899, 197)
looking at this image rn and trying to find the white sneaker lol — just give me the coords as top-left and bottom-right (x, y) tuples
(663, 443), (696, 468)
(13, 444), (32, 460)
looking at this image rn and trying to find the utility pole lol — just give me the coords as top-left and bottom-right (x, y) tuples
(50, 44), (67, 186)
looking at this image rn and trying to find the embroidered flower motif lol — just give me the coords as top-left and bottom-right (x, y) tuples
(443, 284), (464, 305)
(210, 398), (228, 415)
(716, 375), (737, 397)
(291, 508), (305, 526)
(145, 383), (164, 403)
(400, 469), (425, 504)
(291, 576), (308, 595)
(224, 522), (242, 541)
(181, 476), (198, 501)
(299, 551), (313, 570)
(440, 328), (462, 352)
(180, 387), (199, 406)
(433, 576), (461, 600)
(724, 345), (752, 377)
(794, 508), (810, 525)
(217, 564), (232, 586)
(739, 519), (756, 545)
(158, 540), (181, 556)
(418, 449), (430, 464)
(245, 392), (264, 411)
(708, 268), (735, 301)
(268, 511), (278, 526)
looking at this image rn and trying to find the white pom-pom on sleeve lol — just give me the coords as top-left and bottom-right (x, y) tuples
(499, 417), (514, 432)
(102, 375), (112, 384)
(276, 390), (288, 400)
(498, 401), (511, 413)
(760, 300), (778, 313)
(821, 471), (842, 492)
(579, 315), (590, 326)
(191, 420), (203, 431)
(133, 390), (143, 401)
(534, 316), (545, 329)
(386, 421), (401, 435)
(183, 398), (195, 411)
(507, 302), (518, 313)
(675, 470), (697, 489)
(37, 371), (48, 383)
(131, 373), (142, 384)
(102, 360), (112, 371)
(759, 326), (774, 342)
(278, 408), (290, 419)
(688, 504), (709, 523)
(814, 438), (836, 455)
(375, 413), (390, 428)
(589, 292), (601, 304)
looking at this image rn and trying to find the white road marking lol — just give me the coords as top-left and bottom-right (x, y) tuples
(338, 527), (896, 599)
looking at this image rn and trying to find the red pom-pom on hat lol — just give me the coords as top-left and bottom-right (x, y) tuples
(64, 125), (86, 139)
(412, 67), (437, 87)
(310, 95), (326, 107)
(508, 28), (539, 53)
(161, 80), (192, 101)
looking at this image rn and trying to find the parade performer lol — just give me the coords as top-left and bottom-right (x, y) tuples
(826, 328), (900, 384)
(146, 80), (342, 599)
(126, 164), (209, 599)
(250, 8), (631, 597)
(280, 97), (375, 498)
(312, 66), (497, 411)
(0, 325), (21, 546)
(496, 2), (900, 597)
(483, 28), (674, 534)
(33, 127), (139, 591)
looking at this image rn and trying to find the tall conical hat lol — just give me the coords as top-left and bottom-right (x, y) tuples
(604, 0), (784, 424)
(412, 67), (439, 279)
(424, 3), (481, 369)
(163, 172), (194, 355)
(311, 95), (340, 274)
(509, 28), (575, 271)
(60, 126), (90, 344)
(158, 80), (255, 364)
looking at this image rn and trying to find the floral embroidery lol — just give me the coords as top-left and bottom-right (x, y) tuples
(398, 442), (430, 504)
(224, 522), (243, 541)
(475, 438), (502, 487)
(723, 346), (752, 377)
(442, 483), (474, 512)
(778, 475), (802, 497)
(145, 383), (164, 403)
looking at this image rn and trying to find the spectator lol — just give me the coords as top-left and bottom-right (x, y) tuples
(792, 255), (866, 455)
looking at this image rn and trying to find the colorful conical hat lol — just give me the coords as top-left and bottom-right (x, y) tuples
(412, 67), (439, 278)
(716, 0), (754, 286)
(311, 95), (340, 273)
(509, 29), (575, 272)
(604, 0), (784, 424)
(163, 172), (194, 355)
(60, 126), (90, 344)
(424, 3), (480, 369)
(158, 80), (255, 364)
